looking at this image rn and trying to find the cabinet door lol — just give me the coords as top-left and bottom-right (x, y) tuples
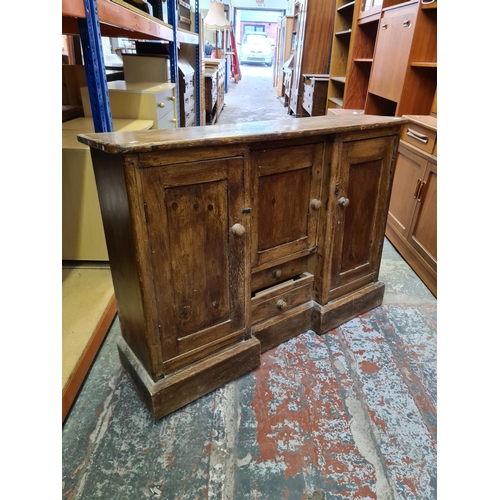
(141, 157), (248, 374)
(408, 157), (437, 271)
(387, 141), (427, 239)
(368, 4), (417, 102)
(251, 142), (323, 270)
(327, 135), (397, 299)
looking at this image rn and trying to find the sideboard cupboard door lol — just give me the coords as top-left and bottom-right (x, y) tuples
(140, 157), (248, 374)
(407, 157), (437, 272)
(250, 142), (324, 270)
(327, 135), (397, 300)
(386, 141), (427, 240)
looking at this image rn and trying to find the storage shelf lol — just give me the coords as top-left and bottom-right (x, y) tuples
(335, 29), (352, 36)
(411, 62), (437, 68)
(420, 0), (437, 8)
(337, 1), (356, 13)
(329, 97), (344, 106)
(354, 58), (373, 63)
(331, 76), (346, 83)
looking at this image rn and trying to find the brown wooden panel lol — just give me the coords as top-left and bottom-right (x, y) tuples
(409, 159), (437, 270)
(387, 142), (425, 238)
(258, 168), (310, 250)
(141, 157), (247, 363)
(165, 181), (230, 337)
(328, 135), (397, 295)
(368, 4), (417, 102)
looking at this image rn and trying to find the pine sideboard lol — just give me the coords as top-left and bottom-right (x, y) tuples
(78, 115), (406, 419)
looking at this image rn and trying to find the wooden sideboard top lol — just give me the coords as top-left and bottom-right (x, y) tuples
(78, 115), (407, 154)
(402, 115), (437, 132)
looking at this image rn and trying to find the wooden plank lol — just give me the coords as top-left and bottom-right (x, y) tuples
(62, 295), (117, 423)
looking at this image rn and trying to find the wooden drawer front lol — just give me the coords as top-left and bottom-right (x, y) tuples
(158, 109), (177, 129)
(401, 123), (436, 155)
(251, 255), (309, 293)
(303, 98), (313, 116)
(155, 87), (175, 119)
(304, 83), (313, 102)
(251, 272), (314, 325)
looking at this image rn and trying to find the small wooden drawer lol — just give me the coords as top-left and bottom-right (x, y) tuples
(251, 255), (309, 293)
(401, 122), (437, 155)
(184, 75), (194, 92)
(303, 83), (313, 102)
(303, 98), (313, 116)
(251, 272), (314, 326)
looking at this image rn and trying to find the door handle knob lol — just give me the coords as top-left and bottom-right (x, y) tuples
(231, 223), (246, 236)
(338, 197), (350, 208)
(310, 199), (322, 210)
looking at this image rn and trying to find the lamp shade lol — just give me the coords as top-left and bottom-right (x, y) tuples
(204, 1), (230, 30)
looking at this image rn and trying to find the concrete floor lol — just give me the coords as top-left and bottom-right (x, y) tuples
(62, 64), (437, 500)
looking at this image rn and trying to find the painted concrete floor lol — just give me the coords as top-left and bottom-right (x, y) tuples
(62, 65), (437, 500)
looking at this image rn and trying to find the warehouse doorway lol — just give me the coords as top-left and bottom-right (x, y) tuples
(233, 7), (285, 90)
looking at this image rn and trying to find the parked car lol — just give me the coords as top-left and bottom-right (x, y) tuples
(239, 33), (273, 66)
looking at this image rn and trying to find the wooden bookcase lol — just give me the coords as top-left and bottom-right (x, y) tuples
(366, 0), (437, 116)
(326, 0), (359, 112)
(342, 0), (437, 117)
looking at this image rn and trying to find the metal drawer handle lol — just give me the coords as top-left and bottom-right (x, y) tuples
(413, 179), (422, 199)
(416, 181), (426, 201)
(406, 128), (428, 143)
(382, 23), (388, 30)
(169, 96), (176, 102)
(403, 20), (411, 27)
(158, 102), (165, 108)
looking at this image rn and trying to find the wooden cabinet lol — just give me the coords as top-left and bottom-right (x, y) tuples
(78, 114), (404, 419)
(81, 81), (177, 129)
(386, 115), (437, 296)
(289, 0), (337, 116)
(302, 74), (329, 116)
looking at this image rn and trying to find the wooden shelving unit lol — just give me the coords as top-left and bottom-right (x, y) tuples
(325, 0), (359, 112)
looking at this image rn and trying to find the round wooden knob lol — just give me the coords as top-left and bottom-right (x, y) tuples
(310, 199), (322, 210)
(169, 96), (176, 101)
(271, 268), (281, 278)
(338, 197), (350, 208)
(277, 299), (287, 310)
(171, 118), (177, 123)
(158, 102), (165, 108)
(231, 223), (246, 236)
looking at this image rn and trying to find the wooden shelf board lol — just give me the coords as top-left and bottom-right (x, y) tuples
(98, 0), (174, 41)
(178, 28), (199, 44)
(338, 1), (356, 13)
(411, 62), (437, 68)
(354, 58), (373, 63)
(329, 97), (344, 106)
(335, 29), (352, 37)
(62, 0), (86, 18)
(421, 2), (437, 9)
(330, 76), (346, 83)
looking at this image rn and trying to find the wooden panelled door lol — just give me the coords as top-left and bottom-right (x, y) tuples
(250, 142), (324, 271)
(327, 136), (397, 300)
(141, 157), (248, 374)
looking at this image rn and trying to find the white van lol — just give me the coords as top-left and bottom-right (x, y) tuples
(239, 33), (273, 66)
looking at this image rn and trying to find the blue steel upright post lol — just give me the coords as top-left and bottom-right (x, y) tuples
(78, 0), (113, 133)
(167, 0), (181, 124)
(194, 0), (201, 125)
